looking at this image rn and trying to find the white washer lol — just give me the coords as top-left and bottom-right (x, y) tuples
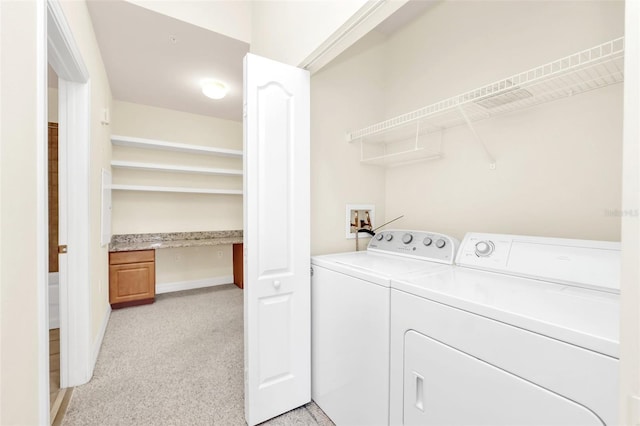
(311, 229), (459, 426)
(389, 232), (620, 426)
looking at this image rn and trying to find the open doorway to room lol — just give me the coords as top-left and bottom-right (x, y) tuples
(41, 0), (93, 422)
(46, 63), (65, 422)
(45, 82), (70, 423)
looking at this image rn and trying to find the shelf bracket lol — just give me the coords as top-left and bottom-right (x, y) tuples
(457, 106), (496, 170)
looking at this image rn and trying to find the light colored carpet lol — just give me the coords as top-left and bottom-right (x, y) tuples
(62, 285), (334, 426)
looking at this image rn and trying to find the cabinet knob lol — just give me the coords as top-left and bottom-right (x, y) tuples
(273, 280), (281, 289)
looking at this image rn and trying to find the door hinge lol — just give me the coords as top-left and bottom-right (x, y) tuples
(58, 245), (68, 254)
(310, 266), (314, 277)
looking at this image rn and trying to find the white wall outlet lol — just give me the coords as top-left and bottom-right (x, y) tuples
(217, 251), (223, 258)
(175, 254), (182, 262)
(345, 204), (375, 239)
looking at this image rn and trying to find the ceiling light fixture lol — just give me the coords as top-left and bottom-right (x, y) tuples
(201, 79), (228, 100)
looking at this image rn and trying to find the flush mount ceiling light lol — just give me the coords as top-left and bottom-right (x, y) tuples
(201, 79), (228, 100)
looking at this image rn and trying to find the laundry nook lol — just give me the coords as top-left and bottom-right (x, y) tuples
(1, 1), (638, 426)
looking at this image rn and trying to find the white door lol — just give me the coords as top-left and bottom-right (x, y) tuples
(243, 53), (311, 426)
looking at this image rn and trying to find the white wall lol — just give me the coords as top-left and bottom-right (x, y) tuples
(125, 0), (251, 44)
(310, 32), (388, 255)
(48, 88), (58, 122)
(251, 0), (368, 66)
(0, 1), (114, 421)
(380, 0), (624, 242)
(0, 2), (41, 422)
(155, 245), (233, 286)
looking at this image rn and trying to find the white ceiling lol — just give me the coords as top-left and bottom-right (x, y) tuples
(86, 0), (249, 122)
(81, 0), (437, 123)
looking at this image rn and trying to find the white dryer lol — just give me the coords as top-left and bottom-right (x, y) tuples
(389, 232), (620, 426)
(311, 230), (459, 426)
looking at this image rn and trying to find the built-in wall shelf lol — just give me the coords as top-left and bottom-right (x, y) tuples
(110, 185), (243, 195)
(348, 37), (624, 167)
(110, 134), (243, 197)
(110, 160), (243, 176)
(111, 135), (243, 158)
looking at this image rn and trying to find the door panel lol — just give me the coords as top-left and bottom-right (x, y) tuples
(244, 53), (310, 426)
(258, 293), (293, 386)
(257, 83), (292, 276)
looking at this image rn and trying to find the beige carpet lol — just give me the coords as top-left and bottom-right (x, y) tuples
(62, 285), (334, 426)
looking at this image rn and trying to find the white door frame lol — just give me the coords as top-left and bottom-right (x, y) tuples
(39, 0), (93, 421)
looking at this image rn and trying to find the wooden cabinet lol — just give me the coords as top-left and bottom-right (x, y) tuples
(109, 249), (155, 308)
(233, 243), (244, 289)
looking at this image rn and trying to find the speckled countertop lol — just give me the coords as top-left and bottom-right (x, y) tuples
(109, 230), (243, 252)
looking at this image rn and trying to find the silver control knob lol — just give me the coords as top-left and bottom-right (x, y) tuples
(475, 241), (495, 257)
(423, 237), (433, 246)
(385, 234), (393, 242)
(435, 239), (446, 249)
(376, 233), (384, 241)
(402, 233), (413, 244)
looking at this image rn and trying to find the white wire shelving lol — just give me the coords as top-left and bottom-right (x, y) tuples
(348, 37), (625, 167)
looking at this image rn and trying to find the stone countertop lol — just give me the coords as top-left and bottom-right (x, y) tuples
(109, 230), (243, 252)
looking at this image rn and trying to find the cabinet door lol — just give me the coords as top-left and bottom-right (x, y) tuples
(109, 261), (155, 306)
(233, 243), (244, 289)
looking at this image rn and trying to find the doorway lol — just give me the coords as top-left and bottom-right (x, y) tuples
(47, 118), (63, 418)
(40, 0), (94, 422)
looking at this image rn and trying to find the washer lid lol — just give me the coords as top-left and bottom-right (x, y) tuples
(312, 251), (451, 287)
(392, 268), (619, 358)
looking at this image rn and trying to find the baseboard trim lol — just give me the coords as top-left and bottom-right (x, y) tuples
(92, 304), (111, 369)
(156, 276), (234, 295)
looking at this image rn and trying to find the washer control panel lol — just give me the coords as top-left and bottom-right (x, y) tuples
(368, 229), (459, 264)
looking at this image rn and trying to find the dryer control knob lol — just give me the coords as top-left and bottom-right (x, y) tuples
(423, 237), (433, 246)
(385, 234), (393, 241)
(402, 233), (413, 244)
(436, 239), (446, 249)
(376, 233), (384, 241)
(475, 241), (495, 257)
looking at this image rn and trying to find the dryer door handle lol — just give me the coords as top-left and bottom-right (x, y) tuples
(414, 372), (425, 412)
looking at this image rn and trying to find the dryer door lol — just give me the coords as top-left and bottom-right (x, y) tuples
(403, 331), (604, 426)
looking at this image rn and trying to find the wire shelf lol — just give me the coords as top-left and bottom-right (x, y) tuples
(347, 37), (624, 145)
